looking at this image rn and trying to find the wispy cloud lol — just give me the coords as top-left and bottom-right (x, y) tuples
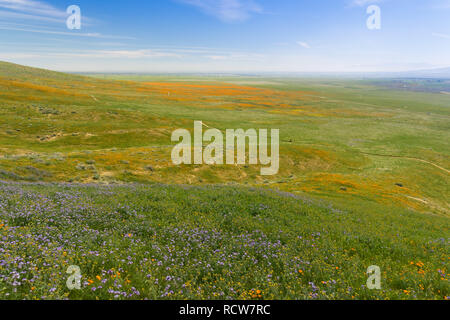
(0, 49), (182, 60)
(61, 50), (182, 59)
(0, 0), (66, 20)
(205, 52), (264, 61)
(0, 9), (62, 23)
(297, 41), (311, 49)
(177, 0), (262, 22)
(0, 24), (134, 39)
(0, 1), (133, 42)
(0, 45), (265, 63)
(0, 0), (95, 25)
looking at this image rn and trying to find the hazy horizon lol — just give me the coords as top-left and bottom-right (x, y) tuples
(3, 60), (450, 77)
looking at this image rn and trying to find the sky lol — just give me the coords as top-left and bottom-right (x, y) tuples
(0, 0), (449, 73)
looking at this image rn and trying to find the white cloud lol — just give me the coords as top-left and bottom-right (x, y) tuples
(0, 9), (63, 22)
(0, 49), (182, 60)
(0, 0), (66, 19)
(63, 50), (182, 59)
(177, 0), (262, 22)
(0, 52), (41, 59)
(205, 55), (228, 60)
(0, 25), (134, 39)
(297, 41), (311, 49)
(205, 52), (264, 61)
(0, 0), (95, 25)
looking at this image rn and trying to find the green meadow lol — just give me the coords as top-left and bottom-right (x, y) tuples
(0, 61), (448, 300)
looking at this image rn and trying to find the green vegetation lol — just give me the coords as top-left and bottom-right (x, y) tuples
(1, 61), (449, 215)
(0, 182), (448, 300)
(0, 61), (448, 300)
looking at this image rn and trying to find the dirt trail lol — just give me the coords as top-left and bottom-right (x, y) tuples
(360, 152), (450, 174)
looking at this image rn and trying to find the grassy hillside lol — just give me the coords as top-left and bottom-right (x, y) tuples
(0, 61), (87, 83)
(0, 182), (448, 300)
(0, 62), (448, 300)
(0, 61), (448, 216)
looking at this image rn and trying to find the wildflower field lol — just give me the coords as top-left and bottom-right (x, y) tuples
(0, 61), (449, 300)
(0, 182), (448, 300)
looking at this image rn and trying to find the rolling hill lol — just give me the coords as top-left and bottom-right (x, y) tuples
(0, 61), (448, 215)
(0, 61), (448, 299)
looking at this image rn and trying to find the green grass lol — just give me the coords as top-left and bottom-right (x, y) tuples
(0, 182), (448, 300)
(0, 61), (449, 300)
(2, 64), (448, 214)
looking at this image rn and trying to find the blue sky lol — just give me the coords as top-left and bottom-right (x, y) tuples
(0, 0), (449, 72)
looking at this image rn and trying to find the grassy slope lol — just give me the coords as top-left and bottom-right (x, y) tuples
(0, 182), (448, 300)
(0, 62), (448, 299)
(0, 62), (448, 216)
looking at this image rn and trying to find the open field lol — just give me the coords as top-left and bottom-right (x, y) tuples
(0, 61), (449, 299)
